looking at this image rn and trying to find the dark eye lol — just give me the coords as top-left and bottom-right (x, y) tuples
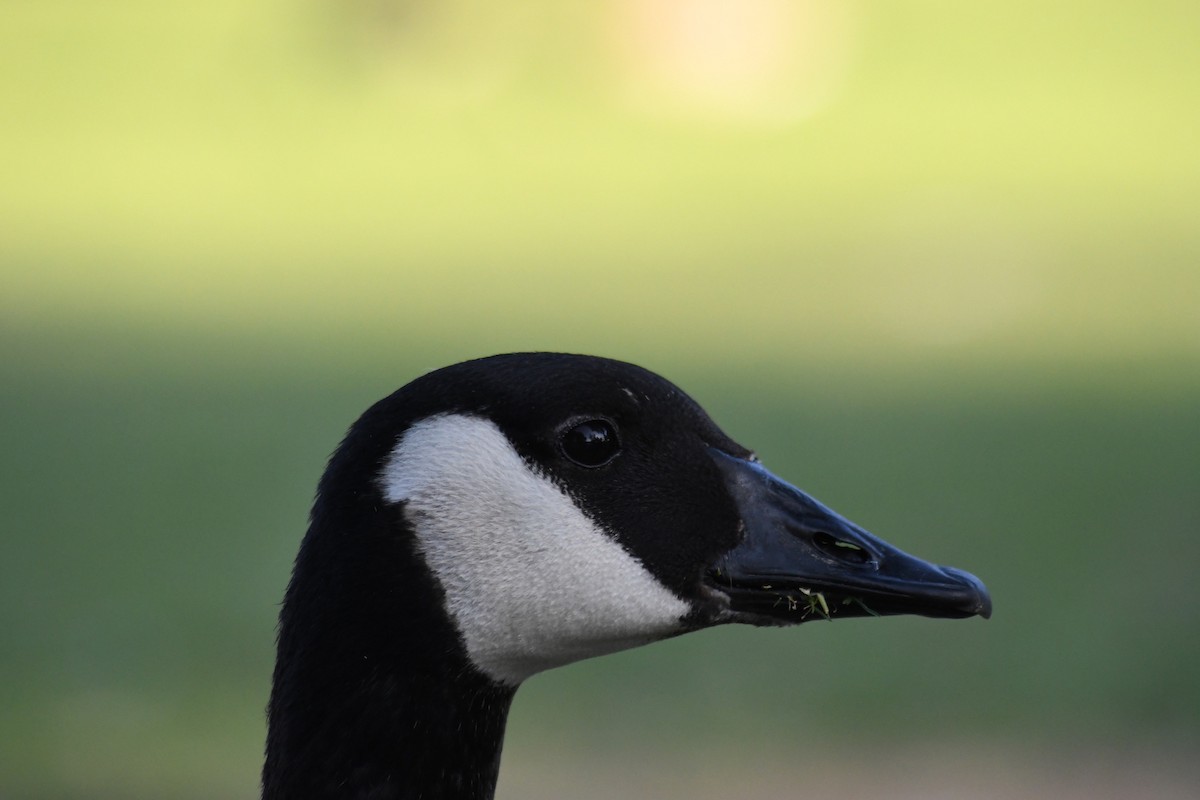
(560, 419), (621, 467)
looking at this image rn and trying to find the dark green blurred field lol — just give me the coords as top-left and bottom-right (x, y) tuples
(3, 335), (1196, 797)
(2, 1), (1198, 798)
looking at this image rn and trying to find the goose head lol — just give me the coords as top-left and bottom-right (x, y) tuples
(264, 353), (989, 799)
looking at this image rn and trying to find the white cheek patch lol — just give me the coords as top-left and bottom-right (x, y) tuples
(378, 413), (689, 686)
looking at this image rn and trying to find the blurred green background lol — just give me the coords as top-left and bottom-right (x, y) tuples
(2, 1), (1197, 797)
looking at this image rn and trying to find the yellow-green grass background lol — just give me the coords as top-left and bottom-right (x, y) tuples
(2, 1), (1197, 797)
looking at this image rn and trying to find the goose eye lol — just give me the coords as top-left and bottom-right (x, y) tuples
(560, 419), (621, 467)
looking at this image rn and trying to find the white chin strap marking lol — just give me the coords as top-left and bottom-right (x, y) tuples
(378, 413), (688, 685)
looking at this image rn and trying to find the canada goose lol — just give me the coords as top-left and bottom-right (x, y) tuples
(263, 353), (990, 799)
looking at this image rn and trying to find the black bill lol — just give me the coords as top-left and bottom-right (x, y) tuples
(706, 449), (991, 624)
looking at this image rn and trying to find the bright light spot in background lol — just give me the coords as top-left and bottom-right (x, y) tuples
(610, 0), (858, 123)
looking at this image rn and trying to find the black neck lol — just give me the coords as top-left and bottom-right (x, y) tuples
(264, 658), (514, 800)
(264, 484), (516, 800)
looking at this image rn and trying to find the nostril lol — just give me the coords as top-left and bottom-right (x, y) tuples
(813, 532), (871, 565)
